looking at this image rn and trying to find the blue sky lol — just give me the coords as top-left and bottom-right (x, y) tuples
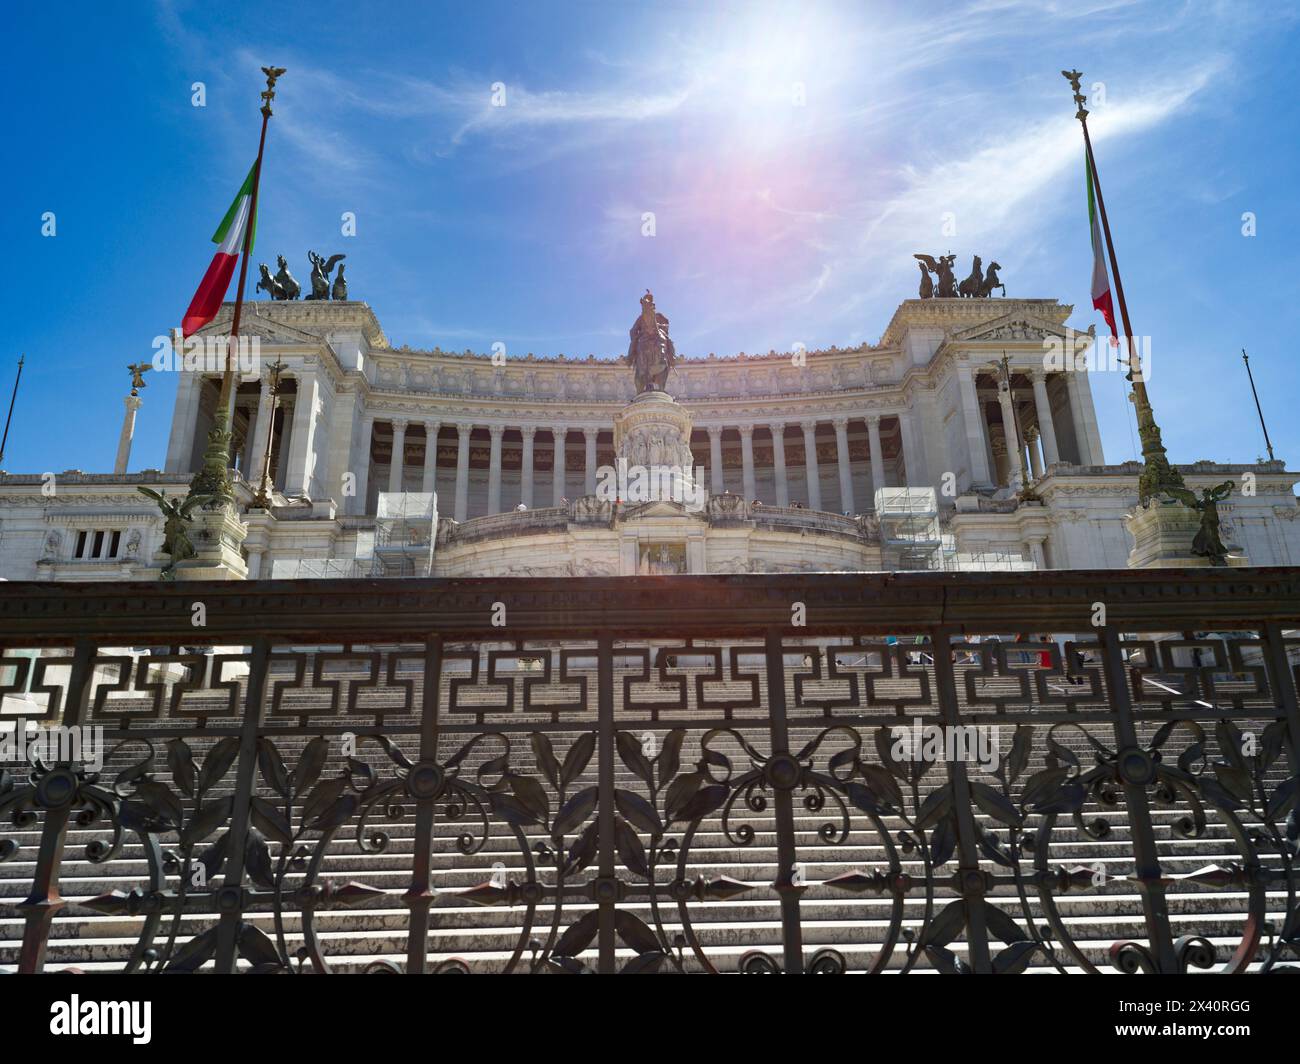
(3, 0), (1298, 475)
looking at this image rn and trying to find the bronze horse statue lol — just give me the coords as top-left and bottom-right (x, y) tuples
(980, 261), (1005, 297)
(958, 255), (984, 298)
(256, 263), (285, 300)
(273, 255), (301, 300)
(917, 261), (934, 299)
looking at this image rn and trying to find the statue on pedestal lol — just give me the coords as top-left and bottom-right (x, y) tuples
(1165, 482), (1235, 566)
(305, 252), (346, 301)
(913, 253), (957, 298)
(914, 253), (1004, 298)
(127, 362), (151, 395)
(628, 290), (676, 393)
(136, 487), (215, 576)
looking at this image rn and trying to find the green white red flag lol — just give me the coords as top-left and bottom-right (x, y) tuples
(181, 163), (259, 336)
(1085, 152), (1117, 340)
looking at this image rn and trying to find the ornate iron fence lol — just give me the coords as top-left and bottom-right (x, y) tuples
(1, 569), (1298, 974)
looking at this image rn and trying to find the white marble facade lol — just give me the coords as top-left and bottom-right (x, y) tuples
(2, 297), (1297, 581)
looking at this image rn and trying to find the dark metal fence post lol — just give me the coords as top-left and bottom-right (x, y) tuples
(596, 633), (617, 973)
(405, 633), (444, 974)
(17, 637), (96, 973)
(1098, 626), (1177, 972)
(765, 628), (805, 973)
(930, 626), (992, 973)
(214, 637), (271, 973)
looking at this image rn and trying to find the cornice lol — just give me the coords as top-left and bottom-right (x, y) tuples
(2, 568), (1297, 644)
(881, 298), (1073, 347)
(202, 300), (389, 348)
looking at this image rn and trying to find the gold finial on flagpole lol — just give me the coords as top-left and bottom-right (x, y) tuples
(1061, 69), (1088, 121)
(260, 66), (287, 118)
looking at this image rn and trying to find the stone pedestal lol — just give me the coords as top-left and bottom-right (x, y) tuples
(170, 504), (250, 581)
(1126, 501), (1248, 569)
(611, 390), (700, 505)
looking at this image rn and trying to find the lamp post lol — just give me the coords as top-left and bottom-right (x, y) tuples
(251, 358), (286, 510)
(1001, 354), (1040, 502)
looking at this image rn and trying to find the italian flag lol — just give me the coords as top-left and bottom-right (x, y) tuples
(1086, 152), (1117, 341)
(181, 163), (259, 337)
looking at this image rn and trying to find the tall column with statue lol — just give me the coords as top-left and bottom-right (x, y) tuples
(115, 363), (151, 474)
(612, 291), (699, 509)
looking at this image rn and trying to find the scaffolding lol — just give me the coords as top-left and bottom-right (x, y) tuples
(875, 487), (942, 570)
(370, 492), (437, 578)
(875, 487), (1035, 572)
(267, 494), (438, 579)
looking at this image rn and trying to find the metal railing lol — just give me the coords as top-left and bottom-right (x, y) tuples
(0, 567), (1297, 974)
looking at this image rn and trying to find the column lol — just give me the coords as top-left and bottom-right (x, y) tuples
(324, 392), (360, 513)
(286, 369), (319, 497)
(552, 426), (568, 506)
(520, 426), (535, 507)
(1025, 426), (1044, 479)
(248, 381), (275, 486)
(739, 425), (756, 501)
(1023, 535), (1046, 569)
(488, 424), (504, 514)
(273, 399), (294, 491)
(421, 420), (440, 494)
(957, 365), (994, 488)
(353, 415), (374, 515)
(770, 423), (789, 507)
(388, 419), (407, 494)
(239, 399), (260, 474)
(996, 380), (1024, 486)
(990, 432), (1009, 486)
(115, 395), (142, 474)
(833, 417), (854, 515)
(164, 333), (202, 472)
(583, 428), (599, 496)
(801, 420), (822, 511)
(898, 408), (929, 491)
(708, 427), (724, 494)
(867, 415), (887, 502)
(455, 422), (472, 521)
(1030, 370), (1060, 466)
(1072, 371), (1105, 465)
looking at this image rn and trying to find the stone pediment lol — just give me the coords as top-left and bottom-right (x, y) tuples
(196, 301), (390, 348)
(951, 311), (1072, 344)
(194, 313), (321, 346)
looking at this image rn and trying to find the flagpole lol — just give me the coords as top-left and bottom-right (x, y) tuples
(190, 66), (285, 506)
(0, 354), (24, 467)
(1062, 71), (1184, 504)
(1241, 349), (1275, 462)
